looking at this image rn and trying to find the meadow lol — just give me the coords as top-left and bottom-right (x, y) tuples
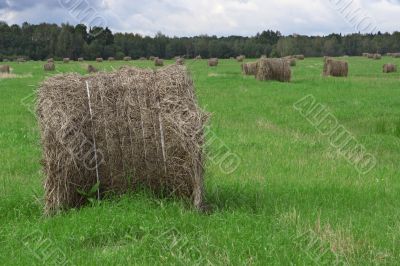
(0, 57), (399, 265)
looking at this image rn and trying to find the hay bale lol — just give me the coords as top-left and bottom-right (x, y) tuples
(242, 62), (258, 75)
(123, 56), (132, 61)
(208, 58), (218, 67)
(236, 55), (245, 62)
(17, 58), (26, 63)
(255, 58), (291, 82)
(0, 65), (10, 73)
(47, 58), (54, 63)
(37, 65), (208, 214)
(63, 58), (70, 63)
(44, 62), (55, 71)
(387, 53), (393, 57)
(283, 56), (296, 67)
(155, 58), (164, 66)
(323, 58), (348, 77)
(108, 57), (115, 61)
(373, 54), (382, 60)
(139, 57), (147, 60)
(195, 55), (202, 60)
(260, 55), (267, 59)
(87, 65), (98, 73)
(176, 58), (185, 65)
(294, 55), (305, 60)
(78, 57), (84, 62)
(367, 54), (374, 59)
(96, 58), (103, 63)
(149, 56), (156, 61)
(383, 64), (397, 73)
(393, 53), (400, 58)
(362, 53), (370, 57)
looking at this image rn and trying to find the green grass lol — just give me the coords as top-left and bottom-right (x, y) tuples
(1, 57), (399, 265)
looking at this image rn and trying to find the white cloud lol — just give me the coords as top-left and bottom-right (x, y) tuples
(0, 0), (399, 36)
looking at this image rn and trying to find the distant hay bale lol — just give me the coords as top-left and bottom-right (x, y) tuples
(139, 57), (147, 60)
(63, 58), (70, 63)
(362, 53), (370, 57)
(393, 53), (400, 58)
(155, 58), (164, 66)
(323, 58), (348, 77)
(367, 54), (374, 59)
(149, 56), (156, 61)
(383, 63), (397, 73)
(78, 58), (84, 62)
(87, 65), (98, 73)
(36, 65), (208, 214)
(176, 58), (185, 65)
(255, 58), (291, 82)
(373, 54), (382, 60)
(2, 59), (9, 62)
(229, 57), (234, 60)
(123, 56), (132, 61)
(108, 57), (115, 61)
(294, 55), (305, 60)
(208, 58), (219, 67)
(387, 53), (393, 57)
(195, 55), (202, 60)
(47, 58), (54, 63)
(242, 62), (258, 75)
(44, 62), (55, 71)
(96, 58), (103, 63)
(283, 56), (296, 66)
(17, 58), (26, 63)
(0, 65), (10, 73)
(236, 55), (245, 62)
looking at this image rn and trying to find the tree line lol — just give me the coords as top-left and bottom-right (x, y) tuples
(1, 22), (400, 61)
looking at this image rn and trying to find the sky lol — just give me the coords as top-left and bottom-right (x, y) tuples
(0, 0), (399, 37)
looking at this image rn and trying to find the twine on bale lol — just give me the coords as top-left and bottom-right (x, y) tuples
(85, 81), (101, 200)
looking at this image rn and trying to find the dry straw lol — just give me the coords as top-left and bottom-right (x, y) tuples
(37, 65), (209, 214)
(255, 58), (291, 82)
(323, 57), (348, 77)
(0, 65), (10, 73)
(242, 62), (258, 75)
(383, 64), (397, 73)
(44, 62), (55, 71)
(155, 58), (164, 66)
(208, 58), (218, 67)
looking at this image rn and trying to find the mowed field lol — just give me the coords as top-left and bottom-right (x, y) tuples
(1, 57), (400, 265)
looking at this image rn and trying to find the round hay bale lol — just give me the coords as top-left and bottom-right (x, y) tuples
(367, 54), (374, 59)
(47, 58), (54, 63)
(96, 58), (103, 63)
(17, 58), (26, 63)
(373, 54), (382, 60)
(78, 57), (84, 62)
(323, 58), (348, 77)
(108, 57), (115, 61)
(393, 53), (400, 58)
(236, 55), (245, 62)
(0, 65), (10, 73)
(195, 55), (202, 60)
(255, 58), (291, 82)
(155, 58), (164, 66)
(2, 59), (9, 62)
(123, 56), (132, 61)
(37, 65), (208, 214)
(283, 56), (296, 67)
(242, 62), (258, 75)
(176, 58), (185, 65)
(294, 55), (305, 60)
(383, 63), (397, 73)
(87, 65), (98, 73)
(149, 56), (156, 61)
(139, 57), (147, 60)
(362, 53), (370, 57)
(260, 55), (267, 59)
(44, 62), (55, 71)
(63, 58), (70, 63)
(208, 58), (218, 67)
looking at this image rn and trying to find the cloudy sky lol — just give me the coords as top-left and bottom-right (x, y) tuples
(0, 0), (399, 36)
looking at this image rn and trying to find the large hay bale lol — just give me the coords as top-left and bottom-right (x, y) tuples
(123, 56), (132, 61)
(255, 58), (291, 82)
(373, 54), (382, 60)
(44, 62), (55, 71)
(323, 58), (348, 77)
(63, 58), (70, 63)
(78, 57), (84, 62)
(37, 65), (208, 214)
(108, 57), (115, 61)
(208, 58), (218, 67)
(155, 58), (164, 66)
(393, 53), (400, 58)
(242, 62), (258, 75)
(176, 58), (185, 65)
(96, 58), (103, 63)
(0, 65), (10, 73)
(195, 55), (202, 60)
(87, 65), (98, 73)
(236, 55), (245, 62)
(383, 64), (397, 73)
(294, 55), (305, 60)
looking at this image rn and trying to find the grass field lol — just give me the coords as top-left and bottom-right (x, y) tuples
(1, 57), (399, 265)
